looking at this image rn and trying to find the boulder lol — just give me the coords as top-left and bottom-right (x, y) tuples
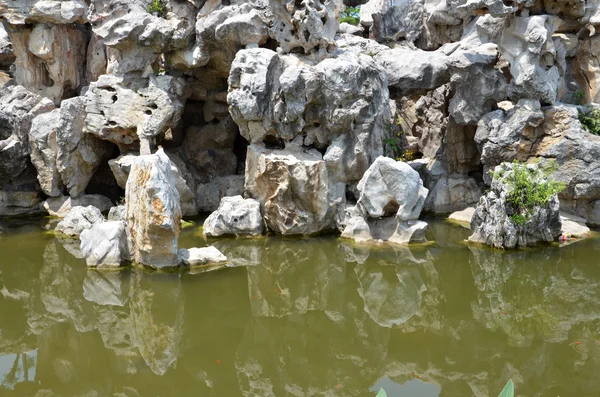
(29, 97), (113, 197)
(203, 196), (263, 237)
(468, 162), (562, 249)
(195, 175), (245, 213)
(108, 205), (126, 221)
(80, 221), (131, 268)
(125, 148), (181, 268)
(245, 142), (345, 235)
(178, 246), (227, 267)
(55, 206), (105, 237)
(43, 194), (113, 217)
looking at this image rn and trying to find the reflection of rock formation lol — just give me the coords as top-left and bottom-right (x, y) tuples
(469, 243), (600, 347)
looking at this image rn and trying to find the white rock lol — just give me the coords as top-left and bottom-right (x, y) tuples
(125, 149), (181, 268)
(80, 221), (131, 268)
(178, 247), (227, 267)
(108, 205), (126, 221)
(55, 206), (105, 237)
(204, 196), (263, 237)
(448, 207), (476, 228)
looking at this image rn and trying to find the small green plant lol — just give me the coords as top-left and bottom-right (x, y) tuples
(148, 0), (166, 17)
(574, 89), (586, 105)
(492, 160), (565, 225)
(341, 6), (360, 25)
(498, 379), (514, 397)
(579, 108), (600, 136)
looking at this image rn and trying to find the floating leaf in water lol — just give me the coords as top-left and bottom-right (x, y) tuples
(376, 388), (387, 397)
(498, 379), (514, 397)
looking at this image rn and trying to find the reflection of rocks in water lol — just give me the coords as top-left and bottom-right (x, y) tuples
(355, 247), (442, 331)
(245, 239), (339, 318)
(129, 271), (184, 376)
(210, 238), (264, 267)
(469, 244), (600, 346)
(83, 270), (129, 307)
(55, 234), (83, 259)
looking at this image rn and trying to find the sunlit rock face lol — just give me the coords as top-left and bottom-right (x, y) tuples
(55, 205), (104, 237)
(204, 195), (264, 237)
(125, 149), (181, 268)
(469, 162), (562, 249)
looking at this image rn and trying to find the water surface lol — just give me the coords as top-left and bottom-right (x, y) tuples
(1, 219), (600, 396)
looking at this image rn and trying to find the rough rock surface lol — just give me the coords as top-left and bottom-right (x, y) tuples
(178, 246), (227, 267)
(108, 205), (126, 221)
(55, 205), (105, 237)
(80, 221), (131, 268)
(245, 142), (345, 235)
(203, 195), (263, 237)
(125, 149), (181, 268)
(43, 194), (113, 217)
(196, 175), (245, 213)
(469, 162), (562, 249)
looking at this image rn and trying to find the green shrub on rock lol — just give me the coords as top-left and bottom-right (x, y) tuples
(148, 0), (166, 18)
(579, 108), (600, 136)
(341, 6), (360, 25)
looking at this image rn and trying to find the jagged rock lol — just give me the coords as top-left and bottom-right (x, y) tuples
(0, 0), (87, 24)
(357, 156), (428, 221)
(195, 174), (245, 213)
(469, 162), (562, 249)
(125, 148), (181, 268)
(6, 23), (88, 104)
(245, 142), (345, 235)
(269, 0), (343, 56)
(0, 85), (54, 185)
(109, 152), (197, 216)
(84, 74), (189, 152)
(108, 205), (126, 221)
(89, 0), (197, 53)
(499, 15), (563, 104)
(576, 34), (600, 104)
(203, 196), (263, 237)
(85, 32), (107, 83)
(80, 221), (131, 267)
(178, 246), (227, 267)
(544, 0), (585, 19)
(43, 194), (113, 217)
(229, 48), (390, 183)
(55, 206), (105, 237)
(361, 0), (424, 43)
(0, 24), (15, 68)
(29, 97), (113, 197)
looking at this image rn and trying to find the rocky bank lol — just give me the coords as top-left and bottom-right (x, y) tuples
(1, 0), (600, 259)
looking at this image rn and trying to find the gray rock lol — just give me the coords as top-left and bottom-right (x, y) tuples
(0, 24), (15, 68)
(55, 206), (105, 237)
(196, 175), (245, 213)
(125, 148), (181, 268)
(108, 205), (126, 221)
(469, 162), (562, 249)
(363, 0), (424, 43)
(43, 194), (114, 217)
(178, 246), (227, 267)
(245, 142), (345, 235)
(338, 22), (364, 36)
(80, 221), (131, 268)
(203, 196), (263, 237)
(0, 0), (87, 24)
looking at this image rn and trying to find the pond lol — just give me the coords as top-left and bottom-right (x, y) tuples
(1, 218), (600, 396)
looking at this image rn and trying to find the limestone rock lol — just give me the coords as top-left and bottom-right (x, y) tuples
(80, 221), (131, 268)
(55, 206), (105, 237)
(108, 205), (126, 221)
(269, 0), (343, 56)
(178, 246), (227, 267)
(469, 162), (562, 249)
(245, 142), (345, 235)
(0, 190), (43, 216)
(338, 22), (364, 36)
(0, 24), (15, 68)
(125, 148), (181, 268)
(576, 35), (600, 104)
(362, 0), (424, 43)
(229, 48), (390, 183)
(499, 16), (563, 104)
(195, 175), (245, 213)
(357, 156), (428, 221)
(0, 0), (87, 25)
(0, 85), (54, 185)
(203, 196), (263, 237)
(43, 194), (113, 217)
(84, 74), (188, 151)
(29, 97), (113, 197)
(6, 23), (88, 104)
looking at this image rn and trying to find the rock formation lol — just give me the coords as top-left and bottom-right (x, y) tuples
(203, 195), (263, 237)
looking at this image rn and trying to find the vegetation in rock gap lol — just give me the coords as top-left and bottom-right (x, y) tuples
(341, 6), (361, 25)
(492, 160), (565, 225)
(148, 0), (166, 18)
(579, 108), (600, 136)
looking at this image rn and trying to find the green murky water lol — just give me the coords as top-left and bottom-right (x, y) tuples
(1, 218), (600, 397)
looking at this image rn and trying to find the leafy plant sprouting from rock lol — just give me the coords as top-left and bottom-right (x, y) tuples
(579, 108), (600, 136)
(492, 160), (565, 225)
(148, 0), (166, 18)
(341, 6), (360, 25)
